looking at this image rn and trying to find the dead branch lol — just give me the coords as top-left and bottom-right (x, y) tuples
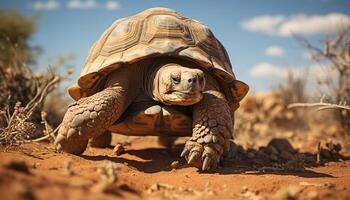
(288, 102), (350, 111)
(0, 75), (62, 147)
(22, 124), (60, 143)
(25, 75), (60, 115)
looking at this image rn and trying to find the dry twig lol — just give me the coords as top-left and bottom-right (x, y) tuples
(288, 102), (350, 111)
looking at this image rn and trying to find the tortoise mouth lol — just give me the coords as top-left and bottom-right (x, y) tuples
(163, 90), (203, 105)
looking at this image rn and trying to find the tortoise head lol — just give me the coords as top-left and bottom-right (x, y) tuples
(150, 62), (206, 106)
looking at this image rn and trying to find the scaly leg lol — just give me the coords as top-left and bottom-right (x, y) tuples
(55, 85), (127, 154)
(181, 90), (233, 171)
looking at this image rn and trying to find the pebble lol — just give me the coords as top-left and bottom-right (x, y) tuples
(170, 160), (180, 169)
(307, 190), (318, 199)
(113, 144), (125, 156)
(280, 151), (294, 160)
(270, 154), (278, 161)
(267, 145), (279, 155)
(241, 186), (248, 193)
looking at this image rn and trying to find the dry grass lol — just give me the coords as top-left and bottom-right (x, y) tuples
(0, 10), (73, 148)
(0, 74), (63, 147)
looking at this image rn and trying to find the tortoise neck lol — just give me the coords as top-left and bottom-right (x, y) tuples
(143, 60), (163, 102)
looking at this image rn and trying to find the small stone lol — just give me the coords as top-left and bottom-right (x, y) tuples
(268, 138), (295, 154)
(113, 144), (125, 156)
(274, 186), (301, 200)
(170, 161), (180, 169)
(280, 151), (294, 160)
(241, 186), (248, 193)
(257, 150), (268, 159)
(267, 145), (279, 155)
(63, 159), (74, 176)
(33, 162), (40, 169)
(270, 154), (278, 161)
(147, 183), (174, 193)
(91, 181), (119, 195)
(307, 190), (318, 199)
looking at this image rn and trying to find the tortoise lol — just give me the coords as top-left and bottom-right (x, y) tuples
(55, 7), (249, 171)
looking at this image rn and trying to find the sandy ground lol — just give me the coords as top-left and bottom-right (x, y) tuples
(0, 136), (349, 200)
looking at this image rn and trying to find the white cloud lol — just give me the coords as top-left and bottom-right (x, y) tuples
(67, 0), (97, 9)
(249, 61), (336, 82)
(242, 13), (350, 37)
(105, 0), (120, 10)
(250, 62), (289, 78)
(265, 45), (285, 57)
(302, 51), (313, 60)
(33, 0), (60, 10)
(242, 15), (285, 35)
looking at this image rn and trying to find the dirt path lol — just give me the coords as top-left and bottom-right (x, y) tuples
(1, 137), (349, 200)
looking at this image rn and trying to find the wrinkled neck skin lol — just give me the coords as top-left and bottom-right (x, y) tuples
(143, 61), (163, 103)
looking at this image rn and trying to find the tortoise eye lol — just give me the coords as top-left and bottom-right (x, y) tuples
(171, 74), (180, 84)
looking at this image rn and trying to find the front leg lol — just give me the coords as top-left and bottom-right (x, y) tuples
(54, 85), (127, 155)
(181, 90), (233, 171)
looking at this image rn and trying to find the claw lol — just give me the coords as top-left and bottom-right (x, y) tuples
(56, 144), (62, 152)
(54, 133), (66, 145)
(67, 128), (77, 139)
(181, 147), (189, 157)
(202, 156), (211, 171)
(188, 151), (199, 164)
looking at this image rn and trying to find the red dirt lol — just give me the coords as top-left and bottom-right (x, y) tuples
(1, 136), (349, 200)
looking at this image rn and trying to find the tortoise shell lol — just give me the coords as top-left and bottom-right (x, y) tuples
(69, 7), (248, 111)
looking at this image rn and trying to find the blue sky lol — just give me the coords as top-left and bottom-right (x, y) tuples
(1, 0), (350, 93)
